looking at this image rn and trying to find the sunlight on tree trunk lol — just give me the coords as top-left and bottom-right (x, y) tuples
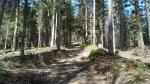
(134, 0), (145, 48)
(108, 0), (116, 54)
(92, 0), (96, 45)
(12, 0), (20, 51)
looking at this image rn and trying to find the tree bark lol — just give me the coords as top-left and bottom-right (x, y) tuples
(85, 3), (88, 39)
(108, 0), (116, 54)
(20, 0), (28, 57)
(4, 21), (8, 50)
(101, 0), (107, 48)
(92, 0), (96, 45)
(116, 0), (125, 49)
(0, 0), (7, 29)
(134, 0), (145, 48)
(145, 0), (150, 44)
(54, 13), (57, 47)
(4, 2), (14, 50)
(37, 10), (43, 48)
(56, 0), (61, 50)
(83, 0), (88, 44)
(50, 13), (55, 47)
(12, 0), (20, 51)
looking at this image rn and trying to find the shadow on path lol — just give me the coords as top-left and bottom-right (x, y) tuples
(0, 47), (92, 84)
(2, 61), (91, 84)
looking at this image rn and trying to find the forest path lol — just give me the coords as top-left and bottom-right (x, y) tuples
(3, 46), (108, 84)
(1, 46), (150, 84)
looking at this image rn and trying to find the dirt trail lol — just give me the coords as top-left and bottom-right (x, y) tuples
(1, 47), (150, 84)
(2, 47), (109, 84)
(59, 47), (91, 63)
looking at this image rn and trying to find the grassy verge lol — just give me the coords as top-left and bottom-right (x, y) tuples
(88, 48), (150, 83)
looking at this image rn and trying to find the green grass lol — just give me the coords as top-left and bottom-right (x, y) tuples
(84, 45), (99, 51)
(0, 48), (59, 79)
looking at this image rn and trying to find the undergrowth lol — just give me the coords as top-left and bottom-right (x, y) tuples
(88, 48), (150, 76)
(82, 45), (98, 51)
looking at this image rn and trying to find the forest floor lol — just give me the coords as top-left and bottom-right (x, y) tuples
(0, 45), (150, 84)
(118, 46), (150, 64)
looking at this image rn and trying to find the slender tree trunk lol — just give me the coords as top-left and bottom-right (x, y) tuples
(134, 0), (145, 48)
(116, 12), (121, 48)
(0, 0), (6, 29)
(20, 0), (28, 57)
(12, 0), (20, 51)
(99, 23), (104, 48)
(56, 0), (61, 50)
(145, 0), (150, 44)
(116, 0), (124, 49)
(54, 13), (57, 47)
(68, 29), (71, 47)
(90, 17), (93, 43)
(4, 2), (14, 50)
(37, 10), (43, 48)
(50, 13), (55, 47)
(43, 10), (49, 46)
(99, 18), (104, 48)
(85, 4), (88, 38)
(108, 0), (116, 54)
(50, 12), (57, 47)
(83, 0), (88, 44)
(92, 0), (96, 45)
(98, 0), (104, 48)
(63, 8), (67, 46)
(4, 21), (9, 50)
(101, 0), (107, 48)
(38, 24), (42, 48)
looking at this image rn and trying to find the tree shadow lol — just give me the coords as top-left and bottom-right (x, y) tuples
(0, 48), (136, 84)
(0, 48), (83, 68)
(1, 61), (91, 84)
(0, 48), (92, 84)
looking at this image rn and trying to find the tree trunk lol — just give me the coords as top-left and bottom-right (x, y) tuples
(12, 0), (20, 51)
(101, 0), (107, 48)
(0, 0), (6, 29)
(50, 13), (55, 47)
(38, 25), (42, 48)
(83, 0), (88, 44)
(4, 2), (14, 50)
(145, 0), (150, 44)
(99, 23), (104, 48)
(56, 0), (61, 50)
(98, 0), (105, 48)
(37, 10), (43, 48)
(20, 0), (28, 57)
(85, 3), (88, 38)
(54, 13), (57, 47)
(108, 0), (116, 54)
(116, 0), (125, 49)
(4, 21), (9, 50)
(92, 0), (96, 45)
(134, 0), (145, 48)
(99, 17), (104, 48)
